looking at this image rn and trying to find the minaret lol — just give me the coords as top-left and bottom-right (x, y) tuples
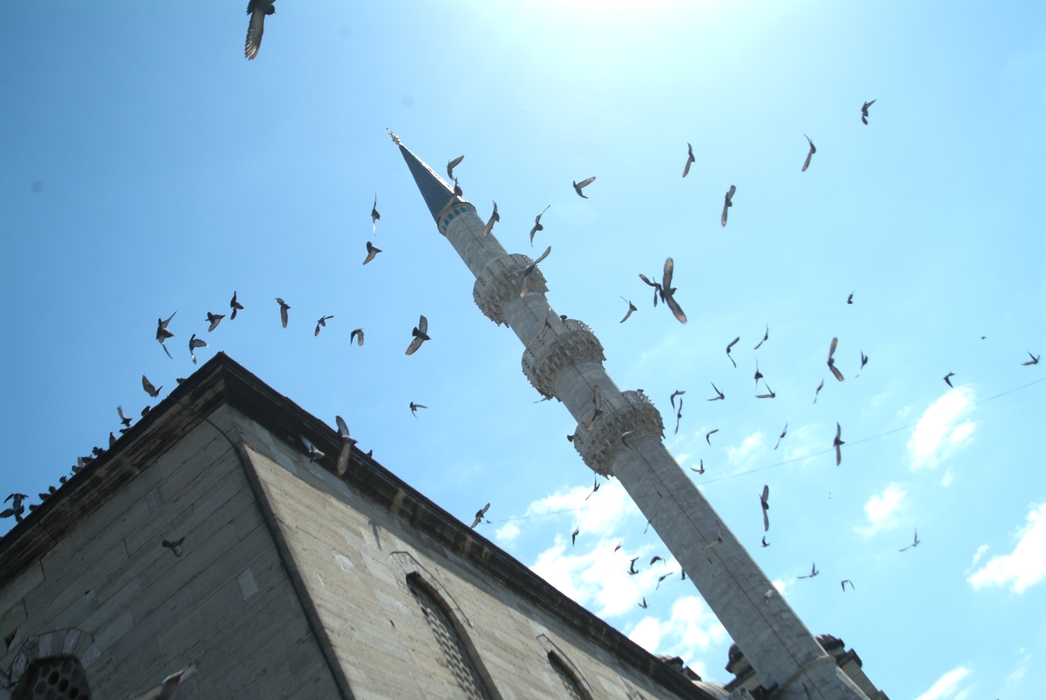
(395, 136), (872, 700)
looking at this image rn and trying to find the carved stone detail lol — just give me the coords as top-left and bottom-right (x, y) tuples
(438, 200), (476, 234)
(572, 390), (664, 477)
(521, 319), (604, 398)
(473, 253), (548, 326)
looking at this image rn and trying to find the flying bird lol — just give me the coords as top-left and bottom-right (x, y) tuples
(619, 298), (637, 323)
(571, 527), (580, 546)
(755, 382), (776, 399)
(638, 597), (648, 609)
(754, 362), (764, 387)
(572, 176), (596, 199)
(245, 0), (275, 61)
(350, 328), (365, 346)
(760, 485), (770, 532)
(371, 195), (380, 235)
(470, 503), (490, 529)
(447, 155), (464, 181)
(205, 312), (225, 332)
(753, 325), (769, 350)
(847, 291), (854, 305)
(1, 493), (28, 523)
(833, 422), (844, 466)
(586, 386), (603, 432)
(841, 579), (855, 592)
(899, 529), (920, 552)
(944, 372), (955, 387)
(690, 459), (705, 474)
(861, 100), (876, 125)
(520, 246), (551, 299)
(827, 337), (845, 382)
(529, 205), (550, 246)
(363, 241), (382, 265)
(801, 135), (816, 172)
(585, 476), (601, 500)
(230, 291), (244, 319)
(707, 383), (724, 401)
(721, 185), (736, 227)
(726, 337), (740, 367)
(161, 537), (184, 557)
(142, 375), (162, 398)
(117, 405), (132, 428)
(798, 562), (819, 579)
(313, 315), (334, 336)
(682, 142), (695, 178)
(188, 334), (207, 364)
(638, 272), (662, 309)
(670, 390), (685, 410)
(705, 428), (719, 445)
(656, 573), (671, 589)
(129, 662), (198, 700)
(335, 415), (357, 476)
(409, 401), (428, 417)
(674, 398), (683, 435)
(858, 351), (869, 374)
(405, 315), (430, 355)
(774, 423), (787, 450)
(156, 311), (176, 359)
(482, 201), (499, 237)
(628, 557), (639, 575)
(1022, 352), (1040, 366)
(813, 378), (824, 403)
(301, 435), (324, 462)
(761, 536), (769, 548)
(276, 298), (290, 328)
(659, 258), (687, 324)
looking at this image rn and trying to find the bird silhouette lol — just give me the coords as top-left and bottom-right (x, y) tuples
(117, 405), (132, 428)
(447, 155), (464, 181)
(798, 562), (819, 579)
(841, 579), (855, 592)
(161, 537), (185, 557)
(276, 298), (290, 328)
(828, 337), (845, 382)
(628, 557), (639, 575)
(944, 372), (955, 387)
(350, 328), (365, 346)
(245, 0), (275, 61)
(847, 291), (855, 305)
(156, 311), (176, 359)
(205, 312), (224, 332)
(571, 527), (580, 546)
(230, 291), (244, 319)
(690, 458), (705, 474)
(572, 176), (596, 198)
(755, 382), (776, 399)
(301, 435), (324, 462)
(520, 246), (551, 299)
(708, 383), (724, 401)
(706, 428), (719, 445)
(721, 185), (736, 227)
(761, 536), (769, 548)
(1022, 352), (1040, 366)
(371, 195), (380, 235)
(726, 337), (740, 367)
(409, 401), (427, 417)
(754, 362), (764, 387)
(861, 100), (876, 125)
(899, 529), (920, 552)
(188, 334), (207, 364)
(529, 205), (550, 246)
(620, 298), (637, 323)
(760, 485), (770, 531)
(142, 375), (162, 398)
(674, 398), (683, 435)
(482, 201), (499, 238)
(659, 258), (687, 324)
(335, 415), (357, 476)
(834, 423), (844, 466)
(639, 597), (648, 609)
(470, 503), (490, 529)
(405, 315), (430, 355)
(363, 241), (382, 265)
(813, 378), (824, 403)
(801, 135), (816, 172)
(314, 315), (334, 336)
(753, 325), (769, 350)
(682, 142), (696, 177)
(774, 424), (787, 450)
(670, 390), (685, 410)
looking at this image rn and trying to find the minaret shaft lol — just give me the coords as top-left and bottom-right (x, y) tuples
(398, 143), (870, 700)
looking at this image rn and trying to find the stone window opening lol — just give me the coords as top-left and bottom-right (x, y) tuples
(548, 651), (591, 700)
(11, 655), (91, 700)
(407, 573), (494, 700)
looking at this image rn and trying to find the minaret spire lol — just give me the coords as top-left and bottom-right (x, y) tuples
(396, 140), (873, 700)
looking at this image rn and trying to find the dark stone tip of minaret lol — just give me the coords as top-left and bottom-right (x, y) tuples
(398, 144), (454, 223)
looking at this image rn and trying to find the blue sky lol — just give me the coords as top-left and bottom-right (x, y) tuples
(2, 0), (1044, 695)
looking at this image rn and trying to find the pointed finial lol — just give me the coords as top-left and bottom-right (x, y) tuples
(387, 129), (402, 145)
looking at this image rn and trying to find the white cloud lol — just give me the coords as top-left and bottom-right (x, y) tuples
(908, 388), (977, 470)
(726, 431), (764, 465)
(855, 483), (907, 537)
(968, 502), (1046, 593)
(970, 544), (989, 566)
(628, 596), (727, 678)
(494, 521), (520, 546)
(914, 666), (970, 700)
(523, 480), (638, 535)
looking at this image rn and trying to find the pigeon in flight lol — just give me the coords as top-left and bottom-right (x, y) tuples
(405, 315), (430, 355)
(801, 135), (816, 172)
(674, 398), (683, 435)
(520, 246), (551, 299)
(1, 493), (28, 523)
(754, 362), (764, 387)
(162, 537), (185, 557)
(314, 315), (334, 336)
(188, 334), (207, 364)
(409, 401), (427, 417)
(638, 597), (648, 609)
(245, 0), (275, 61)
(470, 503), (490, 529)
(638, 272), (662, 309)
(301, 435), (324, 462)
(721, 185), (736, 227)
(335, 415), (357, 477)
(620, 298), (637, 323)
(156, 311), (176, 359)
(447, 155), (464, 181)
(659, 258), (687, 324)
(761, 536), (769, 548)
(827, 337), (845, 382)
(571, 527), (580, 546)
(205, 312), (225, 332)
(142, 375), (162, 398)
(117, 405), (132, 428)
(690, 458), (705, 474)
(899, 529), (920, 552)
(705, 428), (719, 445)
(584, 476), (601, 500)
(350, 328), (365, 346)
(707, 383), (724, 401)
(230, 291), (244, 319)
(755, 382), (776, 399)
(363, 241), (382, 265)
(371, 195), (380, 235)
(726, 337), (740, 368)
(760, 485), (770, 531)
(833, 422), (844, 466)
(482, 201), (499, 238)
(628, 557), (639, 575)
(656, 573), (671, 589)
(670, 390), (685, 410)
(943, 372), (955, 387)
(753, 325), (769, 350)
(682, 143), (695, 178)
(858, 351), (869, 375)
(847, 291), (854, 305)
(798, 562), (819, 579)
(841, 579), (855, 592)
(1022, 352), (1040, 366)
(861, 100), (876, 125)
(813, 378), (824, 403)
(572, 177), (596, 199)
(774, 423), (787, 450)
(529, 205), (551, 246)
(276, 298), (291, 328)
(130, 662), (198, 700)
(586, 385), (603, 432)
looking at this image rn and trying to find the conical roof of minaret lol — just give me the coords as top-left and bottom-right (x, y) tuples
(395, 137), (454, 222)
